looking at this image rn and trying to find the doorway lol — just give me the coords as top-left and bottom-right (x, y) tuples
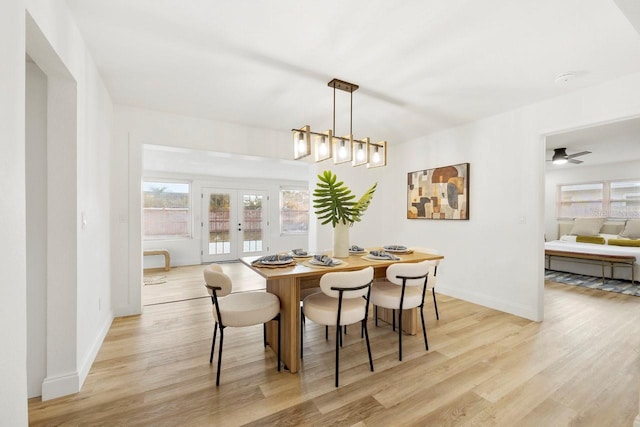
(201, 188), (269, 262)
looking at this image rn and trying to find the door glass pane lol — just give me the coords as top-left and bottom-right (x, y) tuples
(208, 193), (231, 255)
(243, 194), (263, 253)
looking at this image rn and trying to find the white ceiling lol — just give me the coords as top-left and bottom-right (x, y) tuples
(65, 0), (640, 147)
(143, 144), (309, 181)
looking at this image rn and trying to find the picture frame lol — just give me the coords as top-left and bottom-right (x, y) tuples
(407, 163), (469, 220)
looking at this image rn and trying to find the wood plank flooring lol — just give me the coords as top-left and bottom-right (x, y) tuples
(142, 263), (266, 306)
(28, 266), (640, 426)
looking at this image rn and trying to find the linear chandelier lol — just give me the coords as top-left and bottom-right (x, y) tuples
(292, 78), (387, 168)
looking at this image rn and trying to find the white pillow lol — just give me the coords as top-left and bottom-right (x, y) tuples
(568, 218), (604, 236)
(619, 219), (640, 239)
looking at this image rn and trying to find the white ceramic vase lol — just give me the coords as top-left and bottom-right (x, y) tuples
(332, 222), (350, 258)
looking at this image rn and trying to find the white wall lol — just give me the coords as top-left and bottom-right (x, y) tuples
(112, 106), (310, 315)
(0, 0), (28, 423)
(26, 60), (48, 398)
(26, 0), (114, 400)
(389, 74), (640, 321)
(545, 159), (640, 240)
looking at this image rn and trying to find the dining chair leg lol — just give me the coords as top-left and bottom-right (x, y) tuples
(276, 314), (281, 372)
(420, 304), (429, 351)
(300, 312), (304, 359)
(392, 309), (396, 332)
(432, 288), (439, 320)
(263, 323), (267, 348)
(363, 319), (374, 372)
(325, 325), (329, 340)
(335, 325), (341, 387)
(398, 308), (403, 361)
(215, 327), (224, 386)
(375, 306), (378, 327)
(209, 323), (218, 364)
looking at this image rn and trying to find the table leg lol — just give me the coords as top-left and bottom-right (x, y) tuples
(376, 307), (418, 335)
(265, 277), (300, 373)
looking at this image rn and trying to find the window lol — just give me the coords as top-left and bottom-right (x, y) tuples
(143, 181), (191, 239)
(280, 188), (309, 234)
(558, 183), (603, 218)
(610, 180), (640, 218)
(558, 180), (640, 219)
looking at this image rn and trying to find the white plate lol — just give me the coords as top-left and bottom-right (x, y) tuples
(260, 258), (294, 265)
(309, 258), (342, 266)
(290, 252), (311, 258)
(365, 253), (400, 260)
(383, 245), (408, 253)
(349, 250), (367, 255)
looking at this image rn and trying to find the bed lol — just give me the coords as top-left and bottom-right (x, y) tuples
(544, 219), (640, 283)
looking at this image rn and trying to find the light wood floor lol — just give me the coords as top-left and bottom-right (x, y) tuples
(29, 265), (640, 426)
(142, 263), (266, 306)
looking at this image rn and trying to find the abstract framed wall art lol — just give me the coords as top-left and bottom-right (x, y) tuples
(407, 163), (469, 220)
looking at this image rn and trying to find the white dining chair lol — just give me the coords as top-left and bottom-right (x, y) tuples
(301, 266), (374, 387)
(204, 264), (281, 386)
(370, 260), (433, 361)
(410, 247), (441, 320)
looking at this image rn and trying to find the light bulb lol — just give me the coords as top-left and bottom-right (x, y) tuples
(357, 144), (365, 161)
(372, 149), (380, 163)
(297, 134), (306, 154)
(339, 142), (347, 159)
(319, 137), (327, 155)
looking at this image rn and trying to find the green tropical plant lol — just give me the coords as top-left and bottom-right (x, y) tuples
(313, 170), (377, 227)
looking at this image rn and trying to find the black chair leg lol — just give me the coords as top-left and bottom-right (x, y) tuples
(398, 308), (403, 361)
(277, 314), (281, 372)
(363, 319), (374, 372)
(300, 311), (304, 359)
(209, 323), (218, 364)
(263, 323), (267, 348)
(325, 325), (329, 340)
(421, 304), (429, 351)
(432, 288), (439, 320)
(215, 327), (224, 386)
(392, 309), (396, 332)
(335, 325), (341, 387)
(375, 305), (378, 326)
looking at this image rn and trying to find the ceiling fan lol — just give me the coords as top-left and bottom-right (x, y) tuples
(549, 147), (592, 165)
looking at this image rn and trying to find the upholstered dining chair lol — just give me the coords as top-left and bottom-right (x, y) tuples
(370, 260), (433, 361)
(203, 264), (281, 386)
(410, 247), (441, 320)
(301, 266), (374, 387)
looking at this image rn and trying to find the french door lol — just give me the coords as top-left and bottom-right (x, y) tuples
(201, 188), (269, 262)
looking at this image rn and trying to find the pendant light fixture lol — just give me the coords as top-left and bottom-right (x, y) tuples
(292, 78), (386, 168)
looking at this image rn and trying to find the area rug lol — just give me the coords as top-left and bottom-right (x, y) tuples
(144, 275), (167, 285)
(545, 269), (640, 296)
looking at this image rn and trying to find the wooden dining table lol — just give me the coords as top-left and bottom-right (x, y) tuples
(240, 249), (444, 373)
